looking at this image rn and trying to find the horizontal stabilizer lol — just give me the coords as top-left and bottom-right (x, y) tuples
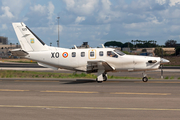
(11, 49), (28, 56)
(38, 62), (58, 70)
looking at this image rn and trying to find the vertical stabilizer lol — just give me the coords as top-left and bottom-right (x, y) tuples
(12, 22), (48, 52)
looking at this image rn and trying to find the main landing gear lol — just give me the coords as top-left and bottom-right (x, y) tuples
(96, 70), (107, 83)
(142, 72), (148, 82)
(96, 70), (149, 83)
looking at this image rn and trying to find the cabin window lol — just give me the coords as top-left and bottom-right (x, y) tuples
(72, 52), (76, 57)
(81, 52), (85, 57)
(90, 51), (94, 57)
(99, 51), (103, 56)
(107, 51), (118, 58)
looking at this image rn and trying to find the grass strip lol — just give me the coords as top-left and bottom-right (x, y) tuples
(0, 70), (140, 79)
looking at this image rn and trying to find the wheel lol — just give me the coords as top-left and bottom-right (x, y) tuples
(142, 77), (148, 82)
(97, 81), (102, 83)
(103, 73), (107, 81)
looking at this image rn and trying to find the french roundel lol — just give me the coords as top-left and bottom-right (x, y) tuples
(62, 52), (68, 58)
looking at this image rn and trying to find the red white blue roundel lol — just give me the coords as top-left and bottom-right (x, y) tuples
(62, 52), (68, 58)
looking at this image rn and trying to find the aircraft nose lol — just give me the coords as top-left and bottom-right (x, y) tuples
(160, 58), (170, 64)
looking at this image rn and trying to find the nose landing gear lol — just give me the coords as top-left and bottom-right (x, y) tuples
(142, 72), (148, 82)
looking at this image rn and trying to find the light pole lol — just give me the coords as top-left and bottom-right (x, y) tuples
(57, 16), (60, 47)
(161, 46), (164, 79)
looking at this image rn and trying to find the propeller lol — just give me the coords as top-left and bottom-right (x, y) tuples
(160, 48), (170, 79)
(160, 58), (170, 79)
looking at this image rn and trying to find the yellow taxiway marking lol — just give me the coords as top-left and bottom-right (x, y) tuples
(41, 90), (98, 94)
(0, 105), (180, 111)
(111, 92), (171, 96)
(0, 89), (171, 95)
(0, 89), (29, 92)
(15, 80), (59, 82)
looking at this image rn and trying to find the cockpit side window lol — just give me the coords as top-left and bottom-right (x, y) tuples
(114, 49), (125, 56)
(107, 51), (118, 58)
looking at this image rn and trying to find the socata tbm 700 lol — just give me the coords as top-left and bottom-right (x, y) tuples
(12, 22), (169, 83)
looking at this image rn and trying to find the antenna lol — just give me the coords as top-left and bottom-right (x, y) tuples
(102, 44), (105, 48)
(74, 45), (77, 49)
(57, 16), (60, 47)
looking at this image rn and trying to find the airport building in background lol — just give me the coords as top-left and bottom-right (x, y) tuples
(0, 36), (8, 45)
(0, 36), (21, 58)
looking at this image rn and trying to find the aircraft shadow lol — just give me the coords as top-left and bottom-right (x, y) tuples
(63, 79), (139, 84)
(63, 79), (96, 84)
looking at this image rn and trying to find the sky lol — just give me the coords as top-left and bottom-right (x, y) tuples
(0, 0), (180, 48)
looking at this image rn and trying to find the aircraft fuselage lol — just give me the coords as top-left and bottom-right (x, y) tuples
(26, 47), (161, 72)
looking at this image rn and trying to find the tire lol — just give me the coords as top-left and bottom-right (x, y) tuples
(142, 77), (148, 82)
(97, 81), (102, 83)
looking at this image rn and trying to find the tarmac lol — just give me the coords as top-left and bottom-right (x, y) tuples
(0, 78), (180, 120)
(0, 62), (180, 120)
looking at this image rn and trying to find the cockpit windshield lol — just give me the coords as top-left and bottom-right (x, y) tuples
(114, 49), (125, 56)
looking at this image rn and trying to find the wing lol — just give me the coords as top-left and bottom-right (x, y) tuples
(87, 61), (115, 73)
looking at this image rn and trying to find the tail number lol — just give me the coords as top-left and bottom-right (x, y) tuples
(22, 28), (27, 31)
(51, 52), (59, 58)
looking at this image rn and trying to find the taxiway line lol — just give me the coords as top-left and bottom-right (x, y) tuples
(0, 105), (180, 111)
(15, 80), (59, 82)
(0, 89), (29, 92)
(40, 90), (99, 94)
(0, 89), (171, 96)
(111, 92), (171, 96)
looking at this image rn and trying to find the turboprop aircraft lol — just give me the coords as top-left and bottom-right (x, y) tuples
(11, 22), (169, 83)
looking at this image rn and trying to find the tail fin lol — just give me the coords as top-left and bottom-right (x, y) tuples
(12, 22), (48, 52)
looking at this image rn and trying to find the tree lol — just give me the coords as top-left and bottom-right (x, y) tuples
(175, 47), (180, 56)
(142, 49), (147, 52)
(122, 42), (133, 48)
(154, 47), (164, 56)
(165, 40), (177, 47)
(104, 41), (123, 47)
